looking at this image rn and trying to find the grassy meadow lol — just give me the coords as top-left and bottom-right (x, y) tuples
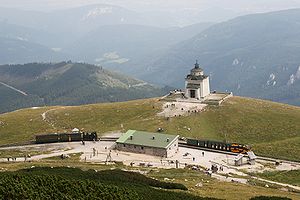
(0, 96), (299, 161)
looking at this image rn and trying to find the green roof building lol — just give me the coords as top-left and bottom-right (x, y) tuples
(116, 130), (179, 158)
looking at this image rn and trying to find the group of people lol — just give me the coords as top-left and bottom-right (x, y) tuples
(7, 154), (31, 162)
(7, 157), (17, 162)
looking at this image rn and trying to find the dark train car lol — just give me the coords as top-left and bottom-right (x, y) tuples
(69, 133), (83, 141)
(36, 132), (97, 144)
(59, 133), (70, 142)
(59, 133), (82, 142)
(186, 138), (250, 154)
(36, 134), (60, 144)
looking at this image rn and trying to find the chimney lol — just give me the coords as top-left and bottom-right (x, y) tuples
(130, 136), (133, 140)
(166, 138), (169, 142)
(152, 136), (155, 140)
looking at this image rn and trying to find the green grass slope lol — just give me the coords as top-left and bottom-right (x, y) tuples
(0, 96), (299, 161)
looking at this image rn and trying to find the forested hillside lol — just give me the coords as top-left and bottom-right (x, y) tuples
(0, 62), (168, 113)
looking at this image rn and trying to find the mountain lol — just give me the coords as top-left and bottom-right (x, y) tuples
(0, 5), (143, 48)
(65, 23), (213, 67)
(132, 9), (300, 106)
(0, 96), (299, 161)
(0, 62), (168, 113)
(0, 36), (66, 64)
(0, 21), (59, 46)
(0, 6), (213, 65)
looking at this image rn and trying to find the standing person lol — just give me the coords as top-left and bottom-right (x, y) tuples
(202, 152), (205, 157)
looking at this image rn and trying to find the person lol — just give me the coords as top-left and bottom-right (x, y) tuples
(202, 152), (205, 157)
(192, 157), (195, 161)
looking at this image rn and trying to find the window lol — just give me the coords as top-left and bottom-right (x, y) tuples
(141, 146), (144, 150)
(123, 144), (126, 147)
(134, 145), (136, 148)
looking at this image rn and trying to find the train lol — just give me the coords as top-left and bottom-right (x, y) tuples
(35, 132), (97, 144)
(183, 138), (251, 154)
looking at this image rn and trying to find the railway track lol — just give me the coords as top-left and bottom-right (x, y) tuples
(179, 142), (300, 166)
(0, 137), (299, 166)
(179, 142), (239, 156)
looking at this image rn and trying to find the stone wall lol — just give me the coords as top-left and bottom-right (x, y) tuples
(200, 77), (210, 98)
(116, 143), (167, 157)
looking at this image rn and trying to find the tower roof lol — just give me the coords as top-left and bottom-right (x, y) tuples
(193, 60), (203, 71)
(194, 60), (200, 68)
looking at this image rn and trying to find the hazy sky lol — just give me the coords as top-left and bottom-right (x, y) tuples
(1, 0), (300, 12)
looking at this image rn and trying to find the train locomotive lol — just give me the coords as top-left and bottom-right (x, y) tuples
(184, 138), (251, 154)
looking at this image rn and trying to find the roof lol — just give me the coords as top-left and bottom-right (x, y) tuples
(247, 151), (257, 160)
(116, 130), (179, 149)
(194, 60), (202, 69)
(234, 153), (244, 161)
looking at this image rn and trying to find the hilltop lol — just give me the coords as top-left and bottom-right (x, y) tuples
(0, 96), (299, 161)
(128, 9), (300, 106)
(0, 62), (168, 113)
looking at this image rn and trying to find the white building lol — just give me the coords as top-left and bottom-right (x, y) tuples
(185, 61), (210, 99)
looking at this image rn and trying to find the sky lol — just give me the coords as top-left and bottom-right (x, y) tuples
(1, 0), (300, 27)
(1, 0), (300, 12)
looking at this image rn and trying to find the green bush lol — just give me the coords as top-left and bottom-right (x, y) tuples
(1, 167), (216, 200)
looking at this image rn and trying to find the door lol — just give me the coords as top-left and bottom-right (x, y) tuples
(190, 90), (196, 98)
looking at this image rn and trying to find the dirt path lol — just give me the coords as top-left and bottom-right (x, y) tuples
(252, 176), (300, 191)
(41, 107), (65, 128)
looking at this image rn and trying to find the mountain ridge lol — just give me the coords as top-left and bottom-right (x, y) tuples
(0, 62), (168, 113)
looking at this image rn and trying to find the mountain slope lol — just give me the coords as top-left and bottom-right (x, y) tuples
(0, 62), (168, 113)
(136, 9), (300, 106)
(0, 97), (299, 161)
(0, 36), (66, 64)
(0, 21), (59, 47)
(65, 23), (213, 67)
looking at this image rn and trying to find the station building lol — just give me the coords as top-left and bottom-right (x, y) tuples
(116, 130), (179, 158)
